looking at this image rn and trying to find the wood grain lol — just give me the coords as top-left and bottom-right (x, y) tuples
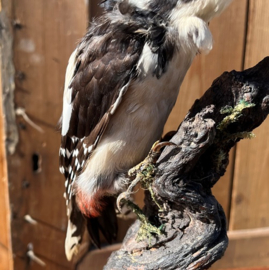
(77, 244), (121, 270)
(164, 0), (248, 217)
(0, 40), (13, 270)
(213, 228), (269, 269)
(8, 0), (88, 268)
(229, 0), (269, 230)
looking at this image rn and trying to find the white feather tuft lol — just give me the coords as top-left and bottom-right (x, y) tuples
(136, 44), (158, 78)
(170, 0), (233, 23)
(177, 16), (213, 54)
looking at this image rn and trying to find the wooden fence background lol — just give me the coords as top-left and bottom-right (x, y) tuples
(1, 0), (269, 269)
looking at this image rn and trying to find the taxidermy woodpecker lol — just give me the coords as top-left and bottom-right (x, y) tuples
(59, 0), (233, 261)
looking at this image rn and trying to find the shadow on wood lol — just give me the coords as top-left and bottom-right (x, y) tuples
(105, 57), (269, 270)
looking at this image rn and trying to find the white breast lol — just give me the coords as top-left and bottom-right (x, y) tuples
(76, 43), (197, 197)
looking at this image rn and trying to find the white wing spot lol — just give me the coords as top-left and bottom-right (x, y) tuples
(88, 145), (93, 153)
(66, 149), (71, 159)
(69, 190), (72, 200)
(73, 149), (79, 157)
(60, 166), (65, 174)
(68, 183), (72, 194)
(71, 137), (79, 144)
(59, 148), (66, 157)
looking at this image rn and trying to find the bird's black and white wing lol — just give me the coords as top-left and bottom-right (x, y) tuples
(59, 15), (147, 259)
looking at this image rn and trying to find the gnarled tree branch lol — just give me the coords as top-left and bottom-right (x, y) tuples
(105, 57), (269, 270)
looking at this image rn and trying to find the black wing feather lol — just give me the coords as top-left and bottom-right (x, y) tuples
(60, 13), (146, 250)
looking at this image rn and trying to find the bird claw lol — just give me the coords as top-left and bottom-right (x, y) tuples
(116, 192), (128, 213)
(146, 140), (176, 164)
(128, 140), (175, 177)
(151, 140), (175, 153)
(116, 140), (172, 241)
(117, 174), (141, 212)
(117, 140), (173, 213)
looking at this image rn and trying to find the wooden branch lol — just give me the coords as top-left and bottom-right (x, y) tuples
(105, 57), (269, 270)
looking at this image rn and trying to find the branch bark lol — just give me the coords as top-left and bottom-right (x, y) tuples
(105, 57), (269, 270)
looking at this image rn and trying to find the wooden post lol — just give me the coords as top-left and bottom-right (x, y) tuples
(0, 1), (14, 269)
(0, 53), (13, 270)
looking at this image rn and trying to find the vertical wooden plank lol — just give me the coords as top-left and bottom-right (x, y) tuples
(0, 48), (13, 270)
(164, 0), (248, 217)
(213, 228), (269, 269)
(229, 0), (269, 230)
(0, 0), (14, 269)
(9, 0), (88, 268)
(77, 244), (121, 270)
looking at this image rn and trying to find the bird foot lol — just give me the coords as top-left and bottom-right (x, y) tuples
(117, 140), (173, 212)
(116, 140), (173, 241)
(128, 140), (174, 177)
(116, 174), (141, 212)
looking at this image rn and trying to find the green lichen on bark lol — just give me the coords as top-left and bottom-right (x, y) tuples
(217, 100), (255, 131)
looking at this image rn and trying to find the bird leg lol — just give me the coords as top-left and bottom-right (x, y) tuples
(118, 193), (163, 242)
(117, 140), (174, 241)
